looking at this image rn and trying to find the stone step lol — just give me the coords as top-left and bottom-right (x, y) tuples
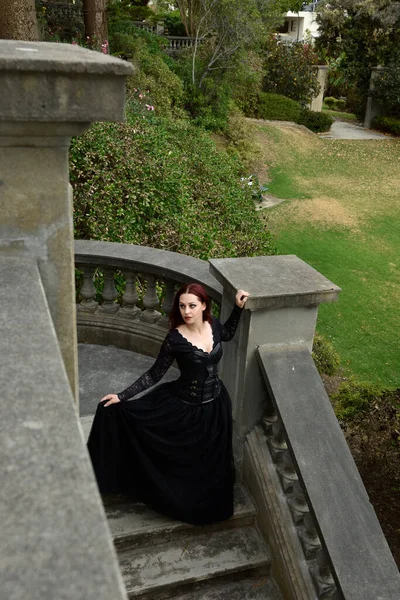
(170, 574), (283, 600)
(117, 526), (271, 599)
(105, 484), (256, 552)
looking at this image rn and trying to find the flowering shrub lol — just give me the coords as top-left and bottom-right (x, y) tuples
(70, 107), (276, 259)
(263, 38), (320, 104)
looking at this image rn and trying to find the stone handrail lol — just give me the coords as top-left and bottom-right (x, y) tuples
(0, 255), (127, 599)
(75, 240), (222, 356)
(255, 345), (400, 600)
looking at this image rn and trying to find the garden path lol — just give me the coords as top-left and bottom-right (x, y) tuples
(319, 119), (391, 140)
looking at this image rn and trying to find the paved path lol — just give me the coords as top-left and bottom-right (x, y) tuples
(319, 119), (391, 140)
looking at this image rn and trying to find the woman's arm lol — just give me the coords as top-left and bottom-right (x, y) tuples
(101, 333), (175, 406)
(220, 289), (249, 342)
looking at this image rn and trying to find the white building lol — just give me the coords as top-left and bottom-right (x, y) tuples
(278, 2), (321, 42)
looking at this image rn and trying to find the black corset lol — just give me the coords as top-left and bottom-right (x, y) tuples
(173, 344), (222, 404)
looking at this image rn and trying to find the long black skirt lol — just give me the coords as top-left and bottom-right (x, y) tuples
(87, 381), (234, 525)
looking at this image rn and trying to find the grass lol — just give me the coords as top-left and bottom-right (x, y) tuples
(322, 106), (359, 122)
(254, 122), (400, 388)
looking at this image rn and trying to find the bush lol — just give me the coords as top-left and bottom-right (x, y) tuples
(332, 378), (382, 421)
(324, 96), (336, 109)
(263, 38), (320, 104)
(312, 333), (340, 376)
(298, 109), (333, 133)
(70, 106), (276, 260)
(373, 63), (400, 118)
(336, 98), (346, 110)
(372, 115), (400, 136)
(256, 92), (301, 122)
(225, 51), (264, 118)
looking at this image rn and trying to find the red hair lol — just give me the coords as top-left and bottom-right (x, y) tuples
(169, 283), (212, 330)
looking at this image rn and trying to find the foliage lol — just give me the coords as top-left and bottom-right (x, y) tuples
(332, 378), (382, 421)
(108, 22), (185, 118)
(224, 50), (265, 118)
(70, 105), (276, 260)
(256, 92), (302, 122)
(263, 37), (320, 104)
(315, 0), (400, 117)
(223, 103), (263, 170)
(371, 116), (400, 136)
(107, 0), (153, 24)
(373, 63), (400, 117)
(297, 108), (333, 132)
(163, 10), (186, 36)
(324, 96), (336, 109)
(312, 332), (340, 376)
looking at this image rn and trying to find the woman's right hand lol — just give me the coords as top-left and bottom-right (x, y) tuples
(100, 393), (121, 408)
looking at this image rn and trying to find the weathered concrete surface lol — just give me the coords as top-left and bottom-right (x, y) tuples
(319, 119), (390, 139)
(0, 256), (127, 600)
(119, 526), (270, 598)
(0, 40), (133, 400)
(209, 255), (341, 443)
(0, 40), (133, 122)
(257, 345), (400, 600)
(78, 343), (179, 416)
(170, 576), (283, 600)
(310, 65), (328, 113)
(105, 484), (255, 552)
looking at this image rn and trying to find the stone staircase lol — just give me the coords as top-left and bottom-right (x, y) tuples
(103, 485), (283, 600)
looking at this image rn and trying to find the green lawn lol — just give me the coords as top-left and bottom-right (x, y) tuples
(255, 122), (400, 388)
(322, 106), (359, 122)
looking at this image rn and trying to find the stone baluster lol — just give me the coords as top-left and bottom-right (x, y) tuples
(310, 548), (337, 599)
(298, 512), (322, 559)
(287, 479), (309, 524)
(78, 265), (98, 313)
(268, 419), (288, 463)
(277, 449), (298, 493)
(261, 412), (277, 436)
(98, 268), (119, 314)
(140, 275), (161, 323)
(159, 280), (176, 327)
(120, 270), (140, 318)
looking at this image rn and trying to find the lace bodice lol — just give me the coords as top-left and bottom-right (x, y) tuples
(117, 304), (243, 402)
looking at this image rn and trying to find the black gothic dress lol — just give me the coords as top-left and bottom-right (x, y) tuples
(87, 305), (242, 525)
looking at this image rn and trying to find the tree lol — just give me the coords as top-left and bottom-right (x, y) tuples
(315, 0), (400, 114)
(0, 0), (39, 40)
(83, 0), (109, 49)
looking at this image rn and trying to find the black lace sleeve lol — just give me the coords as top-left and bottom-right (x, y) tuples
(220, 304), (243, 341)
(117, 333), (175, 402)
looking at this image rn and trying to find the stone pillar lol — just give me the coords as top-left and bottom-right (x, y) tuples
(0, 40), (133, 401)
(209, 255), (340, 469)
(364, 66), (385, 129)
(310, 65), (328, 112)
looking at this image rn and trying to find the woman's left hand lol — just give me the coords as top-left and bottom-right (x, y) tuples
(236, 290), (250, 308)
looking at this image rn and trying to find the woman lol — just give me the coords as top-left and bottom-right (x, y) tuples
(88, 283), (249, 525)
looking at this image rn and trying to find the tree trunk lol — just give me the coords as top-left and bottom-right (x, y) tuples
(0, 0), (40, 40)
(83, 0), (109, 50)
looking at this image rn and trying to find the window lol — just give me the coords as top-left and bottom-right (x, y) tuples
(291, 21), (297, 32)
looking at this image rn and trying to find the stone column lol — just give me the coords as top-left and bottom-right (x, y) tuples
(310, 65), (328, 112)
(0, 40), (133, 401)
(364, 66), (385, 129)
(209, 255), (340, 467)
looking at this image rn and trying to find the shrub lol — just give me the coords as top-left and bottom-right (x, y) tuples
(372, 115), (400, 136)
(225, 51), (264, 118)
(298, 109), (333, 133)
(332, 378), (382, 421)
(336, 98), (346, 110)
(256, 92), (301, 122)
(312, 333), (340, 376)
(373, 63), (400, 118)
(263, 38), (320, 104)
(324, 96), (336, 109)
(224, 103), (262, 170)
(70, 106), (276, 260)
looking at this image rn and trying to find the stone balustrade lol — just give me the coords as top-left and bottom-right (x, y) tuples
(75, 240), (221, 357)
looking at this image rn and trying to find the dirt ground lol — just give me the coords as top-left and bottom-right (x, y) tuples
(322, 374), (400, 568)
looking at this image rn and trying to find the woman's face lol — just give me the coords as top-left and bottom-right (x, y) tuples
(179, 293), (206, 325)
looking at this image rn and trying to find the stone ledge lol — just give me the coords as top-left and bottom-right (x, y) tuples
(0, 255), (127, 599)
(0, 40), (134, 75)
(209, 255), (340, 310)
